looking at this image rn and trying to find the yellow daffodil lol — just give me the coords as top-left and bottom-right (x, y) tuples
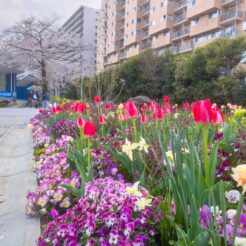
(122, 139), (138, 161)
(135, 197), (152, 210)
(126, 181), (142, 197)
(232, 165), (246, 193)
(138, 137), (149, 153)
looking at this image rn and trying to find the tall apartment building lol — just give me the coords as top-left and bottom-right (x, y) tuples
(96, 0), (246, 72)
(63, 6), (98, 78)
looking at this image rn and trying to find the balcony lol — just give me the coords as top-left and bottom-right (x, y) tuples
(142, 20), (150, 29)
(140, 40), (152, 51)
(118, 51), (126, 60)
(173, 14), (187, 26)
(190, 16), (220, 36)
(221, 27), (241, 37)
(222, 0), (239, 7)
(141, 31), (149, 40)
(172, 28), (190, 40)
(172, 42), (194, 53)
(187, 0), (221, 19)
(142, 8), (150, 16)
(220, 9), (243, 24)
(174, 0), (187, 13)
(143, 0), (150, 5)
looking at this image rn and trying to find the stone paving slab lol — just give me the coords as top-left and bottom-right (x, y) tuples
(0, 108), (40, 246)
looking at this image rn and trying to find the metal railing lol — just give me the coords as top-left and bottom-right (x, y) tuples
(221, 9), (243, 22)
(174, 0), (187, 10)
(173, 13), (187, 24)
(172, 42), (194, 53)
(172, 28), (190, 39)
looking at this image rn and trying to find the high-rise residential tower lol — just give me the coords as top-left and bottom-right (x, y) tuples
(96, 0), (246, 72)
(63, 6), (98, 78)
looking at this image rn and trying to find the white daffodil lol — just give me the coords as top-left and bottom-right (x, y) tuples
(138, 137), (149, 153)
(135, 197), (152, 210)
(122, 139), (138, 161)
(166, 150), (174, 162)
(235, 237), (246, 246)
(126, 181), (142, 197)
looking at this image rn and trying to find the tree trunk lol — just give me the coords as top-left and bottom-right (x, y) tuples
(41, 61), (48, 94)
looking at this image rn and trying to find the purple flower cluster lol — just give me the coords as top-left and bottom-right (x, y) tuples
(91, 148), (123, 180)
(199, 204), (246, 244)
(30, 114), (50, 149)
(38, 177), (160, 246)
(26, 135), (80, 217)
(51, 119), (78, 139)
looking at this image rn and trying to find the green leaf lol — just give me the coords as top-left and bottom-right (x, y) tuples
(190, 231), (210, 246)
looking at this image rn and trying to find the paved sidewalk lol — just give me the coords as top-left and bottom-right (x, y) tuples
(0, 108), (40, 246)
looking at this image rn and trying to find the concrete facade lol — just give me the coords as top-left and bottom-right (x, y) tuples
(96, 0), (246, 72)
(63, 6), (98, 78)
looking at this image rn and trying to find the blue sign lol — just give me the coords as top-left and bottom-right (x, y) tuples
(0, 91), (16, 99)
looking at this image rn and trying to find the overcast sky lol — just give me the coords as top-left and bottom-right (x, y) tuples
(0, 0), (101, 32)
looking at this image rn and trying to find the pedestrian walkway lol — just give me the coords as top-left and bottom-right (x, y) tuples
(0, 108), (40, 246)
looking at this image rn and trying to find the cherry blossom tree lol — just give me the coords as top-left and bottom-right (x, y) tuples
(0, 16), (87, 93)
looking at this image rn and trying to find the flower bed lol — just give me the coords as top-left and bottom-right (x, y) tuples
(27, 97), (246, 245)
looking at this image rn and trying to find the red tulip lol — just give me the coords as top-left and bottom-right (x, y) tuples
(141, 103), (148, 111)
(183, 102), (189, 110)
(141, 114), (148, 124)
(94, 95), (101, 103)
(164, 96), (169, 104)
(192, 99), (224, 125)
(69, 101), (76, 111)
(163, 104), (172, 114)
(56, 105), (63, 112)
(126, 101), (139, 118)
(39, 109), (43, 113)
(149, 101), (159, 113)
(83, 121), (96, 137)
(99, 114), (106, 125)
(77, 117), (85, 128)
(51, 107), (56, 114)
(211, 109), (224, 125)
(156, 108), (164, 121)
(104, 103), (113, 110)
(192, 99), (212, 124)
(75, 102), (85, 113)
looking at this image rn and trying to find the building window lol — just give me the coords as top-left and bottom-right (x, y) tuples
(150, 20), (156, 26)
(164, 30), (170, 36)
(208, 10), (219, 19)
(160, 15), (167, 22)
(150, 7), (156, 13)
(191, 17), (199, 26)
(188, 0), (196, 7)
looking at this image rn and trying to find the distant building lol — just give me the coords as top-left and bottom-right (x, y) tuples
(0, 64), (20, 99)
(96, 0), (246, 71)
(62, 6), (98, 78)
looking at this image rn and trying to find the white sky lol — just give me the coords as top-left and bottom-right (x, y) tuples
(0, 0), (101, 31)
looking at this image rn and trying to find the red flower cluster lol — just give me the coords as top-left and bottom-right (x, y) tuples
(192, 99), (224, 125)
